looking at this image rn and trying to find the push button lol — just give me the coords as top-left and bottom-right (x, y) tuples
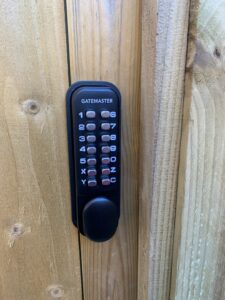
(88, 178), (97, 187)
(101, 156), (110, 164)
(87, 158), (97, 166)
(87, 135), (96, 142)
(86, 123), (96, 131)
(101, 146), (110, 154)
(87, 146), (96, 154)
(102, 167), (110, 175)
(86, 110), (96, 118)
(102, 177), (111, 186)
(101, 111), (110, 118)
(87, 168), (97, 176)
(101, 123), (110, 130)
(101, 135), (110, 142)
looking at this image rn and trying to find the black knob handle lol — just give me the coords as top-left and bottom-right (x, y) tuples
(82, 197), (119, 242)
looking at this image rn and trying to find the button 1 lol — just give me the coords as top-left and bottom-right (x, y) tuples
(88, 178), (97, 187)
(87, 168), (97, 176)
(87, 146), (96, 154)
(102, 146), (110, 154)
(102, 177), (111, 186)
(101, 123), (110, 130)
(86, 110), (96, 118)
(87, 135), (96, 142)
(102, 167), (110, 175)
(101, 111), (110, 118)
(86, 123), (96, 131)
(101, 156), (110, 164)
(101, 135), (110, 142)
(87, 158), (97, 166)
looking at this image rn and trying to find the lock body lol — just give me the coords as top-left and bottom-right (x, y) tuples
(66, 81), (121, 242)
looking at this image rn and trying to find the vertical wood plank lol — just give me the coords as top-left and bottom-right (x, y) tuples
(0, 1), (81, 299)
(138, 0), (190, 299)
(171, 0), (225, 299)
(66, 0), (141, 299)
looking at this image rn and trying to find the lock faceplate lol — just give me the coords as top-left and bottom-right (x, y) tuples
(66, 81), (121, 242)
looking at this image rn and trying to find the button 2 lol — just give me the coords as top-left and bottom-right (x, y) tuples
(86, 123), (96, 131)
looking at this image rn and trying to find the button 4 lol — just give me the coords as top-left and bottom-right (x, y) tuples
(87, 146), (96, 154)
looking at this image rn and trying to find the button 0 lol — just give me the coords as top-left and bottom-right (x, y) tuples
(102, 177), (111, 186)
(102, 167), (110, 175)
(101, 134), (110, 142)
(86, 123), (96, 131)
(86, 110), (96, 118)
(101, 110), (110, 118)
(101, 123), (110, 130)
(88, 178), (97, 187)
(87, 135), (96, 142)
(101, 146), (110, 154)
(87, 168), (97, 176)
(87, 158), (97, 166)
(87, 146), (96, 154)
(101, 156), (110, 164)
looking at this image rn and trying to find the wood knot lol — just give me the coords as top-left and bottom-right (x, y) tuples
(214, 47), (221, 58)
(47, 285), (64, 298)
(10, 223), (25, 237)
(22, 99), (41, 115)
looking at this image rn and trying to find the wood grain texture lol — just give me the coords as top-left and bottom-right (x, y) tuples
(138, 0), (190, 299)
(0, 1), (81, 299)
(66, 0), (141, 299)
(171, 0), (225, 299)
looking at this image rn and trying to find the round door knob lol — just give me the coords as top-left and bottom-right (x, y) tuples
(82, 197), (119, 242)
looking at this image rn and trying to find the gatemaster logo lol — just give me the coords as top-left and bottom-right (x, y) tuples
(81, 98), (113, 104)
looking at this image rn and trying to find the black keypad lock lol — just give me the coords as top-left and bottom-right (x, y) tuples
(66, 81), (121, 242)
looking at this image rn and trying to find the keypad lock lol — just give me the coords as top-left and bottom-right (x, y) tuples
(66, 81), (121, 242)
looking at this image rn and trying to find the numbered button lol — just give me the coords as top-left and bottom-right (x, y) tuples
(86, 110), (96, 118)
(88, 178), (97, 187)
(101, 156), (110, 164)
(87, 168), (97, 176)
(102, 167), (110, 175)
(87, 158), (97, 166)
(86, 123), (96, 131)
(102, 146), (110, 154)
(102, 177), (111, 186)
(87, 146), (96, 154)
(101, 135), (110, 142)
(101, 111), (110, 118)
(87, 135), (96, 142)
(101, 123), (110, 130)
